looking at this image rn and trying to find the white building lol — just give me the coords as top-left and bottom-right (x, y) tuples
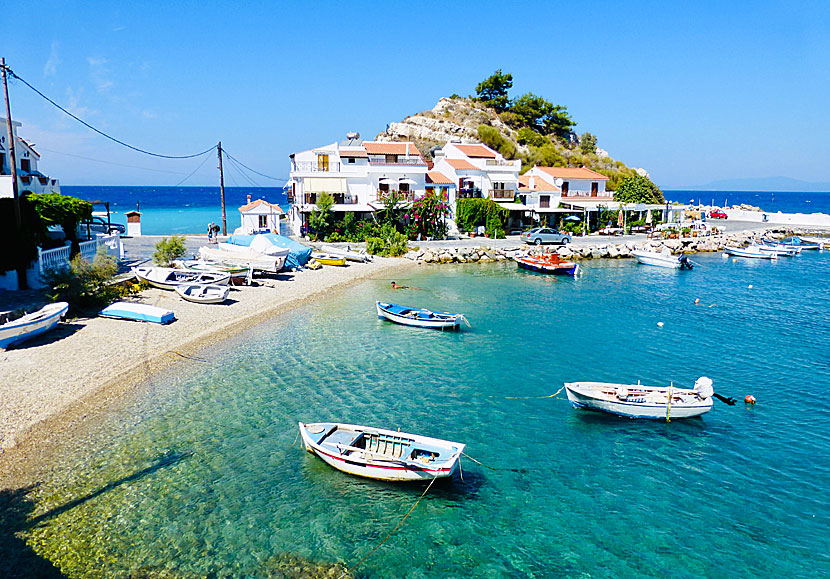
(0, 118), (61, 198)
(524, 166), (610, 206)
(286, 135), (429, 236)
(432, 142), (520, 202)
(237, 196), (285, 235)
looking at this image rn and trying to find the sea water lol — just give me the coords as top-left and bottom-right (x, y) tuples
(10, 253), (830, 578)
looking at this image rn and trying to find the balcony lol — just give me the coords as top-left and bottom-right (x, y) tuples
(376, 190), (416, 203)
(485, 159), (516, 167)
(457, 188), (482, 199)
(368, 156), (426, 166)
(489, 189), (514, 200)
(292, 161), (341, 172)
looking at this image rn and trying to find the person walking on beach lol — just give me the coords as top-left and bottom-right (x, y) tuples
(207, 222), (215, 243)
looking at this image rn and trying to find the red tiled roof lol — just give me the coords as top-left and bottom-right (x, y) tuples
(445, 159), (478, 171)
(364, 141), (423, 157)
(238, 199), (284, 214)
(518, 174), (558, 191)
(454, 144), (496, 158)
(426, 171), (454, 185)
(339, 149), (368, 158)
(536, 166), (609, 180)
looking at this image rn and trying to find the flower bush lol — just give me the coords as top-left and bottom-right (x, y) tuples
(405, 192), (450, 240)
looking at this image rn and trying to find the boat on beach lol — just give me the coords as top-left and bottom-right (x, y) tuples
(311, 253), (347, 266)
(565, 377), (715, 420)
(298, 421), (465, 482)
(199, 243), (288, 273)
(376, 301), (466, 330)
(320, 244), (372, 262)
(100, 302), (175, 324)
(514, 253), (580, 275)
(632, 248), (694, 269)
(723, 245), (777, 260)
(175, 283), (231, 304)
(0, 302), (69, 349)
(133, 266), (231, 290)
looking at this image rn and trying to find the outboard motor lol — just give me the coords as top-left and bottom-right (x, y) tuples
(693, 376), (714, 399)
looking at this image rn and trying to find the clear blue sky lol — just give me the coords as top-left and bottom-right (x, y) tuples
(3, 0), (829, 189)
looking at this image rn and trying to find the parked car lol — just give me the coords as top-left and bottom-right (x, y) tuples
(709, 210), (728, 219)
(520, 227), (571, 245)
(78, 216), (126, 236)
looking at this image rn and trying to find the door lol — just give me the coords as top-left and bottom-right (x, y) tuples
(317, 154), (329, 172)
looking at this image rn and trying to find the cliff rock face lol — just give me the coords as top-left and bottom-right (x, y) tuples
(376, 97), (523, 158)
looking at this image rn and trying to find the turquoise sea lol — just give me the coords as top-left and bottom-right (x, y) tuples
(8, 252), (830, 577)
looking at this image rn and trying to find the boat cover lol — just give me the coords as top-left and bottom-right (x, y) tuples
(227, 233), (312, 269)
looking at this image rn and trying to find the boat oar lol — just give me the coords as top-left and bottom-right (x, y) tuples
(713, 392), (737, 406)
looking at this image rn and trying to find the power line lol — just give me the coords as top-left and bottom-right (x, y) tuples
(221, 148), (286, 182)
(224, 153), (260, 187)
(174, 152), (214, 186)
(37, 147), (192, 175)
(3, 63), (216, 159)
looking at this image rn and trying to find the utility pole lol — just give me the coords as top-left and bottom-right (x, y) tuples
(2, 57), (27, 289)
(218, 140), (226, 236)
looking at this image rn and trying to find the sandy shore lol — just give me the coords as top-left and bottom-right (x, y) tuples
(0, 256), (414, 479)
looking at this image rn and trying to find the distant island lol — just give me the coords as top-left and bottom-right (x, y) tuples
(676, 176), (830, 192)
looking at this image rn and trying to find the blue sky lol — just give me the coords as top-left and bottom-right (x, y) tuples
(3, 0), (829, 189)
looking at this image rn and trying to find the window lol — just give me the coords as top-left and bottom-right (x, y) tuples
(540, 195), (550, 208)
(20, 158), (31, 173)
(258, 215), (268, 228)
(591, 182), (598, 197)
(386, 154), (397, 164)
(317, 154), (329, 171)
(561, 181), (569, 196)
(347, 157), (355, 164)
(0, 153), (5, 174)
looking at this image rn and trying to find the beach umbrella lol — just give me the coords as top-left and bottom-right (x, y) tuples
(617, 210), (624, 227)
(564, 215), (581, 222)
(645, 210), (653, 225)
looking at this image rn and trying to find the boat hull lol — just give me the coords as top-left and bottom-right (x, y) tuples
(515, 255), (579, 275)
(100, 302), (175, 324)
(631, 250), (692, 269)
(134, 267), (231, 290)
(299, 422), (464, 482)
(376, 301), (463, 329)
(312, 254), (347, 266)
(565, 382), (713, 419)
(0, 302), (68, 349)
(175, 284), (230, 304)
(723, 247), (776, 259)
(199, 245), (285, 273)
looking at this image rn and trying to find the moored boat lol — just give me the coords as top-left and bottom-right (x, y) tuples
(632, 248), (693, 269)
(376, 301), (466, 330)
(0, 302), (69, 349)
(100, 302), (175, 324)
(773, 236), (822, 250)
(723, 245), (777, 260)
(133, 266), (231, 290)
(514, 253), (580, 275)
(565, 377), (715, 420)
(174, 283), (231, 304)
(298, 421), (465, 482)
(199, 243), (288, 273)
(756, 241), (800, 256)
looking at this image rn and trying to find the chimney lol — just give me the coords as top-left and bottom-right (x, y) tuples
(246, 194), (251, 204)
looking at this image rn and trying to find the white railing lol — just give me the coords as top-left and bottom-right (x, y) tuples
(38, 232), (122, 274)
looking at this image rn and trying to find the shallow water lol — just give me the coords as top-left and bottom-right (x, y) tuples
(13, 252), (830, 577)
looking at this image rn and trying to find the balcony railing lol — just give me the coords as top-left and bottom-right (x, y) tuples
(376, 190), (416, 203)
(562, 191), (611, 198)
(292, 161), (341, 172)
(368, 156), (426, 166)
(485, 159), (516, 167)
(458, 188), (482, 199)
(489, 189), (514, 199)
(332, 194), (358, 205)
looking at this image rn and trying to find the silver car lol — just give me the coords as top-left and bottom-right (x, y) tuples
(520, 227), (571, 245)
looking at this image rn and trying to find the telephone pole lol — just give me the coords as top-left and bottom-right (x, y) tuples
(218, 141), (226, 236)
(2, 57), (27, 289)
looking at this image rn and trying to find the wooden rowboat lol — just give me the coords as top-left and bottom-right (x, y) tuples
(376, 301), (466, 330)
(312, 253), (347, 266)
(174, 283), (230, 304)
(514, 253), (580, 275)
(0, 302), (68, 349)
(133, 266), (230, 290)
(299, 421), (465, 482)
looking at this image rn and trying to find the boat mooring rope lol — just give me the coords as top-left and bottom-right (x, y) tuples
(497, 385), (566, 400)
(343, 475), (439, 577)
(166, 350), (207, 363)
(461, 452), (523, 473)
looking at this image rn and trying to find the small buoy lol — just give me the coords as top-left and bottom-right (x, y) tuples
(694, 298), (700, 305)
(657, 321), (664, 327)
(733, 259), (738, 263)
(745, 394), (756, 404)
(748, 284), (753, 289)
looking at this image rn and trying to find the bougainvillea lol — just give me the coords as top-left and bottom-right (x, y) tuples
(405, 191), (451, 240)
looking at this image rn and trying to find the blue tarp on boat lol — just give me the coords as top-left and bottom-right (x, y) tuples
(227, 234), (313, 269)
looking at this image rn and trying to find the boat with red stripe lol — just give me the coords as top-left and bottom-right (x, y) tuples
(298, 422), (465, 481)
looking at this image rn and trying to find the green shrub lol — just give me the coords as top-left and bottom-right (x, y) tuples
(517, 128), (547, 147)
(366, 223), (409, 257)
(41, 247), (123, 313)
(152, 235), (187, 266)
(456, 198), (507, 233)
(477, 125), (517, 159)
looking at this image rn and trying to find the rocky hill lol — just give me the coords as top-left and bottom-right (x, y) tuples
(376, 96), (648, 190)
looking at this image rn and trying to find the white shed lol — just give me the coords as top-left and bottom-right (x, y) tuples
(238, 198), (285, 235)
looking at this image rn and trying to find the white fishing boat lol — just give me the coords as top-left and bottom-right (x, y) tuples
(133, 266), (231, 290)
(320, 244), (372, 262)
(632, 248), (693, 269)
(723, 245), (777, 260)
(756, 241), (800, 256)
(0, 302), (69, 349)
(376, 301), (466, 330)
(100, 302), (175, 324)
(174, 283), (230, 304)
(298, 421), (465, 482)
(565, 377), (715, 420)
(198, 243), (288, 273)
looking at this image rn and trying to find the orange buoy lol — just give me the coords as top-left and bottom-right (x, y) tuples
(694, 298), (700, 305)
(745, 394), (756, 404)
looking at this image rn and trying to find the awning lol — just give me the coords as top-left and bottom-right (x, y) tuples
(305, 177), (346, 193)
(488, 173), (519, 182)
(564, 201), (673, 211)
(332, 204), (374, 212)
(378, 178), (394, 184)
(494, 202), (528, 211)
(534, 207), (579, 213)
(398, 178), (417, 185)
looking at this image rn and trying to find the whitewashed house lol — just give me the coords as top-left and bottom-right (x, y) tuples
(524, 166), (611, 207)
(237, 197), (285, 235)
(432, 143), (520, 202)
(286, 135), (429, 236)
(0, 118), (61, 198)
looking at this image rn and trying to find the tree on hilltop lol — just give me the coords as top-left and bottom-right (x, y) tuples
(473, 69), (513, 112)
(509, 93), (575, 139)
